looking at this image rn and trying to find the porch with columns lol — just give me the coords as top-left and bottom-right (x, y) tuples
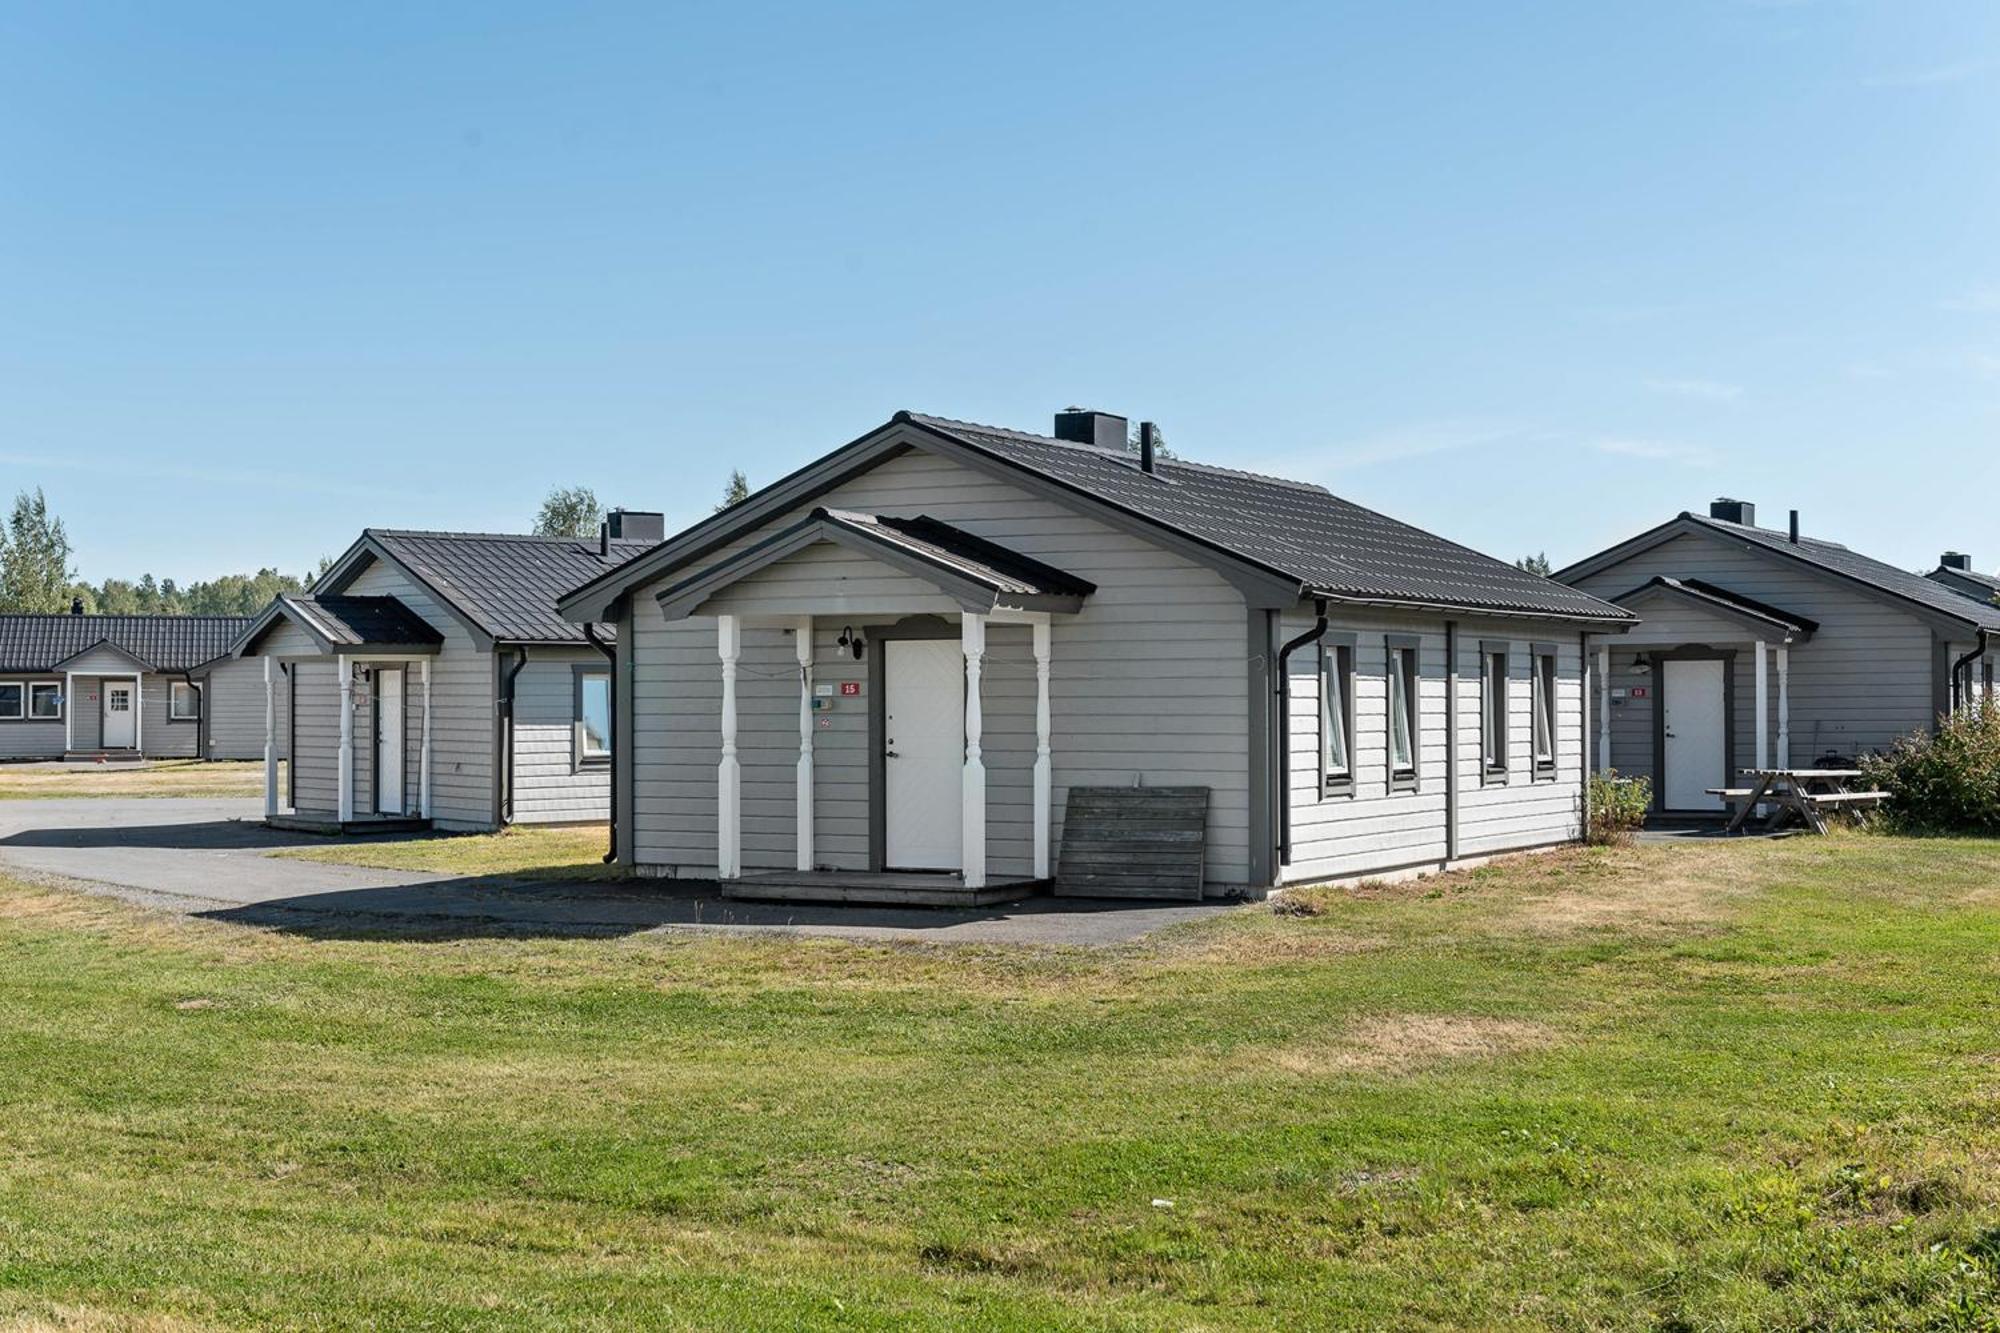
(713, 608), (1057, 905)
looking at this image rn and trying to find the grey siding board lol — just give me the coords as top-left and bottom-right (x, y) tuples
(1573, 531), (1940, 771)
(1280, 611), (1584, 883)
(627, 447), (1253, 884)
(290, 661), (340, 815)
(201, 656), (288, 761)
(511, 647), (612, 824)
(0, 675), (65, 759)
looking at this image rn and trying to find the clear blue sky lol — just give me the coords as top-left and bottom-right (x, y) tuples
(4, 2), (1998, 584)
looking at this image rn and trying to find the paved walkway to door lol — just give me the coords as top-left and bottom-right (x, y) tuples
(0, 798), (1233, 946)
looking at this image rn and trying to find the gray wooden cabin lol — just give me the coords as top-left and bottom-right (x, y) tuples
(558, 409), (1635, 903)
(0, 612), (270, 761)
(228, 519), (656, 833)
(1558, 499), (2000, 814)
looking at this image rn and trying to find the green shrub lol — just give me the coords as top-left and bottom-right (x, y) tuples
(1862, 705), (2000, 834)
(1587, 771), (1651, 844)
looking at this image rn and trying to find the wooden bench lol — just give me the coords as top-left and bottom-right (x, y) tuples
(1803, 791), (1889, 807)
(1707, 787), (1758, 821)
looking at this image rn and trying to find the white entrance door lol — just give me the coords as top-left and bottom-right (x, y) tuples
(101, 681), (137, 749)
(884, 638), (964, 869)
(375, 667), (405, 815)
(1662, 658), (1727, 811)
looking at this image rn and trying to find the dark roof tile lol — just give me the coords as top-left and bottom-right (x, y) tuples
(0, 615), (249, 674)
(365, 531), (653, 643)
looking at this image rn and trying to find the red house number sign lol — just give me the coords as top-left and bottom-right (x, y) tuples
(1630, 686), (1648, 699)
(839, 682), (862, 696)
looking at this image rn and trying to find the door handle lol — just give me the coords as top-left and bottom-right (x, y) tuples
(885, 749), (900, 758)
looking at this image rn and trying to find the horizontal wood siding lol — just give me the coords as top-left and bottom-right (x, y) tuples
(201, 656), (288, 761)
(1281, 611), (1584, 883)
(512, 648), (611, 824)
(1573, 531), (1943, 772)
(0, 674), (65, 759)
(628, 447), (1251, 884)
(289, 661), (339, 815)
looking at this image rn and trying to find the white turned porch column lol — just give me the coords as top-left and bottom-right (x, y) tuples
(336, 655), (355, 823)
(717, 615), (742, 880)
(1597, 645), (1612, 774)
(419, 657), (433, 819)
(961, 613), (987, 889)
(1753, 639), (1769, 772)
(263, 657), (278, 817)
(795, 616), (814, 872)
(1776, 645), (1790, 769)
(1032, 617), (1053, 880)
(63, 671), (73, 753)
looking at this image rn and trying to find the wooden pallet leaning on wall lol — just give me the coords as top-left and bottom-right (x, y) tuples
(1052, 785), (1208, 900)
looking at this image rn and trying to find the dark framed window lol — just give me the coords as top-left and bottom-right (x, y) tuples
(170, 681), (202, 721)
(573, 667), (611, 769)
(1482, 642), (1510, 781)
(1387, 635), (1421, 792)
(28, 682), (61, 720)
(1320, 637), (1356, 798)
(0, 683), (21, 720)
(1531, 645), (1558, 778)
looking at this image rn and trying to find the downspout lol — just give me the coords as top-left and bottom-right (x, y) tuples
(181, 668), (200, 761)
(498, 648), (528, 824)
(585, 622), (618, 864)
(1275, 598), (1329, 867)
(1445, 621), (1459, 861)
(1952, 631), (1990, 714)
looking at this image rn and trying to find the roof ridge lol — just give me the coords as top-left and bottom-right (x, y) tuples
(0, 612), (251, 622)
(369, 527), (650, 544)
(904, 411), (1332, 495)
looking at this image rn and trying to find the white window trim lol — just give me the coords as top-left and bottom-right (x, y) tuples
(1386, 635), (1421, 793)
(1531, 645), (1558, 779)
(1320, 636), (1356, 798)
(573, 666), (612, 770)
(28, 681), (62, 721)
(0, 680), (23, 720)
(169, 680), (202, 721)
(1481, 642), (1510, 783)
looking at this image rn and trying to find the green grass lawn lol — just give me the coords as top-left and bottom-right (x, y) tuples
(267, 823), (622, 880)
(0, 758), (270, 800)
(4, 835), (2000, 1329)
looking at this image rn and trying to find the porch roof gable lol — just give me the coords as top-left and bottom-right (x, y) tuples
(655, 508), (1095, 622)
(233, 594), (446, 658)
(1612, 576), (1818, 641)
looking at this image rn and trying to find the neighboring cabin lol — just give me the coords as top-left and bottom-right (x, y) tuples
(558, 409), (1635, 902)
(229, 516), (657, 832)
(1558, 499), (2000, 815)
(0, 610), (273, 761)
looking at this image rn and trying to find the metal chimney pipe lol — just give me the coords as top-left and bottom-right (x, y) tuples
(1138, 421), (1158, 474)
(1789, 510), (1800, 544)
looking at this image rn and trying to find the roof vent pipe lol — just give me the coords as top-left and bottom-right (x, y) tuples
(1789, 510), (1800, 544)
(1138, 421), (1158, 474)
(69, 596), (84, 616)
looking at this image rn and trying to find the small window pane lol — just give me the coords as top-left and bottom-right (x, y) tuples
(1532, 655), (1555, 763)
(0, 684), (20, 719)
(1389, 648), (1415, 773)
(28, 683), (60, 719)
(170, 682), (201, 720)
(1321, 646), (1350, 779)
(579, 674), (611, 758)
(1484, 652), (1508, 769)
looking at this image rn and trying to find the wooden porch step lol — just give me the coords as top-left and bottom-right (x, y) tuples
(724, 871), (1037, 909)
(266, 813), (431, 837)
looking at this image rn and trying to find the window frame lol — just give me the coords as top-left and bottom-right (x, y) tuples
(1319, 634), (1357, 799)
(1530, 643), (1558, 780)
(27, 681), (62, 721)
(169, 680), (202, 722)
(0, 681), (22, 721)
(572, 664), (612, 770)
(1386, 634), (1422, 793)
(1481, 640), (1511, 783)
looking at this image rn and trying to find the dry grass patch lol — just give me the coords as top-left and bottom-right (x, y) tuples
(0, 759), (268, 800)
(266, 823), (622, 880)
(1245, 1012), (1559, 1078)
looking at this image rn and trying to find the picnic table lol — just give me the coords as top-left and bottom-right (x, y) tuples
(1711, 768), (1889, 835)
